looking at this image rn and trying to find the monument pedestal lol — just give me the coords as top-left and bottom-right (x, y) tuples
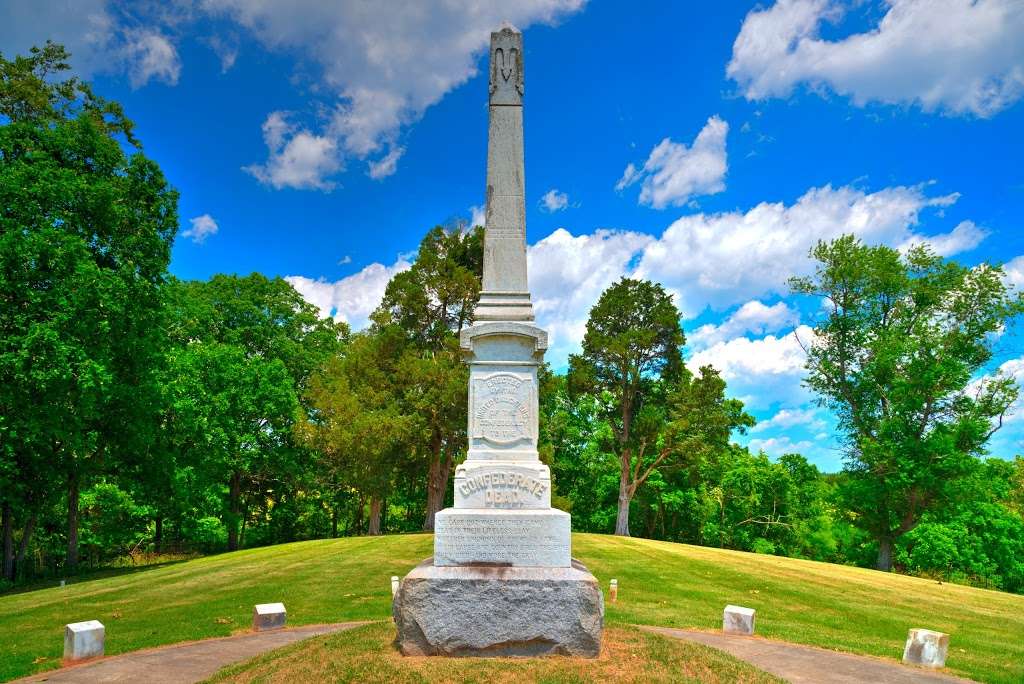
(393, 559), (603, 657)
(393, 25), (603, 659)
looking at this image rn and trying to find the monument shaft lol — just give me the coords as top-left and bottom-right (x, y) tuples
(393, 26), (603, 657)
(477, 27), (533, 322)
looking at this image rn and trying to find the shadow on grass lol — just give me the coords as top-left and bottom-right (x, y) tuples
(1, 554), (200, 597)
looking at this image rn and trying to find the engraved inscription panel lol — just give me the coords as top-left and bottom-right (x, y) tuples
(458, 470), (548, 508)
(471, 373), (534, 445)
(435, 514), (569, 567)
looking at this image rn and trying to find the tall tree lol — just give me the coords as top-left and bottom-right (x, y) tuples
(568, 278), (685, 536)
(372, 226), (483, 530)
(163, 275), (346, 550)
(791, 235), (1023, 570)
(0, 42), (177, 572)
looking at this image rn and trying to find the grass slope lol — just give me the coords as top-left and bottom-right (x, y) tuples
(0, 533), (1021, 683)
(209, 622), (782, 684)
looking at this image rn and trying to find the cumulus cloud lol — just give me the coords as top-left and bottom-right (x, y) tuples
(899, 220), (988, 256)
(367, 146), (405, 180)
(244, 112), (342, 191)
(617, 116), (728, 208)
(469, 205), (486, 229)
(727, 0), (1024, 117)
(206, 0), (586, 186)
(688, 325), (814, 409)
(528, 228), (654, 364)
(540, 189), (570, 212)
(285, 255), (413, 329)
(122, 30), (180, 88)
(750, 407), (825, 433)
(182, 214), (219, 244)
(689, 300), (799, 351)
(747, 435), (816, 457)
(1004, 255), (1024, 290)
(0, 1), (181, 88)
(634, 183), (979, 316)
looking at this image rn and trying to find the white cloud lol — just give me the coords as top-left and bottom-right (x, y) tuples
(338, 255), (352, 265)
(728, 0), (1024, 117)
(634, 183), (974, 316)
(469, 205), (486, 229)
(1004, 255), (1024, 290)
(122, 30), (180, 88)
(617, 116), (729, 208)
(367, 146), (405, 180)
(747, 435), (815, 457)
(689, 300), (799, 351)
(899, 220), (988, 256)
(540, 189), (570, 213)
(750, 407), (825, 433)
(528, 228), (654, 365)
(182, 214), (219, 244)
(0, 1), (181, 88)
(244, 112), (342, 191)
(285, 255), (413, 329)
(205, 0), (586, 184)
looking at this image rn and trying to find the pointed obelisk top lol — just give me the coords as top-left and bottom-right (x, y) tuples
(476, 25), (533, 322)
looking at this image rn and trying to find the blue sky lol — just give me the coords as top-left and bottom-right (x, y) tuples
(4, 0), (1024, 471)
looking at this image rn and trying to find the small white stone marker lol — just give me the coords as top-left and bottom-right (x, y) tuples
(723, 605), (756, 635)
(391, 576), (400, 597)
(903, 628), (949, 668)
(64, 620), (104, 660)
(252, 603), (286, 631)
(609, 579), (618, 603)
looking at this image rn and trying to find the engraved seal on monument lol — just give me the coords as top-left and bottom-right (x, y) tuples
(471, 372), (534, 444)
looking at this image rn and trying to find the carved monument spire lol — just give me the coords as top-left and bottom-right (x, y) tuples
(476, 25), (533, 322)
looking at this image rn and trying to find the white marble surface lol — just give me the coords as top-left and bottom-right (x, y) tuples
(434, 508), (570, 567)
(252, 602), (287, 631)
(64, 620), (104, 660)
(723, 605), (756, 635)
(903, 628), (949, 667)
(455, 461), (551, 509)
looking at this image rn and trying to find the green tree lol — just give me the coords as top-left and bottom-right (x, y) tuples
(569, 278), (754, 536)
(790, 236), (1023, 570)
(163, 275), (346, 550)
(0, 42), (177, 573)
(372, 226), (483, 530)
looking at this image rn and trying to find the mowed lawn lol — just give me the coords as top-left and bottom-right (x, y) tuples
(0, 533), (1021, 683)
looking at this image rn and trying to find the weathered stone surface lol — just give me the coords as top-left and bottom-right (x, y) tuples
(252, 603), (286, 631)
(393, 559), (603, 657)
(434, 508), (571, 567)
(903, 628), (949, 668)
(723, 605), (756, 635)
(64, 620), (104, 660)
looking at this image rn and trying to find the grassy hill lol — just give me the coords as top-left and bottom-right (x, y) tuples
(1, 533), (1022, 683)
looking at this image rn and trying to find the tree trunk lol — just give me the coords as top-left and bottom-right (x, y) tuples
(331, 505), (338, 538)
(353, 495), (364, 536)
(227, 470), (242, 552)
(2, 501), (13, 582)
(154, 516), (163, 554)
(368, 497), (383, 536)
(614, 464), (632, 536)
(422, 432), (449, 532)
(15, 513), (37, 578)
(876, 537), (894, 571)
(66, 472), (80, 571)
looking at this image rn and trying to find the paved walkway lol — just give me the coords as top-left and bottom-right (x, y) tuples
(641, 626), (976, 684)
(18, 621), (979, 684)
(19, 622), (368, 684)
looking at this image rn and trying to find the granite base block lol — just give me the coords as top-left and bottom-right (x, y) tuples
(393, 558), (604, 657)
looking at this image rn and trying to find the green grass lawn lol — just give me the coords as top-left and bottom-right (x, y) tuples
(209, 622), (782, 684)
(1, 533), (1022, 683)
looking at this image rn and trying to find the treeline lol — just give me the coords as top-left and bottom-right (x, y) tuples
(2, 44), (1023, 595)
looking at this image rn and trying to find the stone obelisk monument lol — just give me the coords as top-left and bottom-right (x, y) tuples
(393, 25), (603, 658)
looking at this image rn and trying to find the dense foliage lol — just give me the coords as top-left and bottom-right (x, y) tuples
(2, 45), (1023, 595)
